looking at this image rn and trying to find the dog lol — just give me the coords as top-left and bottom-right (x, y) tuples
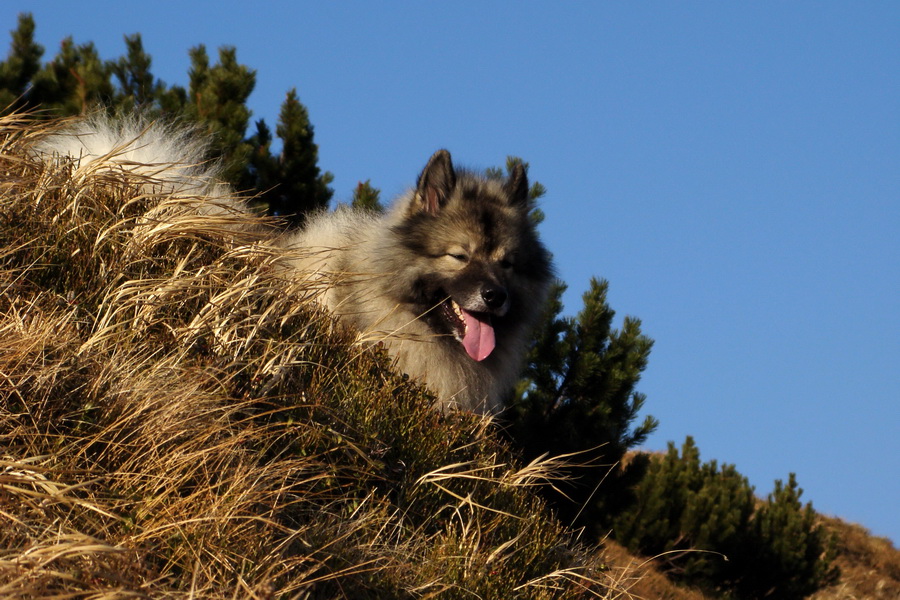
(34, 117), (553, 413)
(287, 149), (553, 413)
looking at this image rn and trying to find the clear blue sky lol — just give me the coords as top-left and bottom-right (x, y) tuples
(9, 2), (898, 544)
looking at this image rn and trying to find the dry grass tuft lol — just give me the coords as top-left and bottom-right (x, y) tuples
(0, 113), (642, 598)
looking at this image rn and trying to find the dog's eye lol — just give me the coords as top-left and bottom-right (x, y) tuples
(448, 253), (469, 262)
(500, 258), (514, 269)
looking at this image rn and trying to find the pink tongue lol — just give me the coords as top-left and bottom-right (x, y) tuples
(461, 310), (496, 361)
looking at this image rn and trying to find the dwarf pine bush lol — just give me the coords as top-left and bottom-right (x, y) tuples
(613, 437), (837, 598)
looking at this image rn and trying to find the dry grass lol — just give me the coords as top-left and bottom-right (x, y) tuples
(810, 517), (900, 600)
(0, 113), (647, 599)
(594, 542), (711, 600)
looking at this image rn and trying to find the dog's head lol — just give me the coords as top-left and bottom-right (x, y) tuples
(391, 150), (552, 362)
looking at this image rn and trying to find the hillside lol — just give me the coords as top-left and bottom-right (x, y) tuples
(0, 113), (638, 598)
(2, 113), (898, 599)
(810, 518), (900, 600)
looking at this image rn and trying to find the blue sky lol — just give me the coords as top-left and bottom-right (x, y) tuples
(9, 2), (898, 544)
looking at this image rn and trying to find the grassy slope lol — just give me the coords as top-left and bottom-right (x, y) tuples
(1, 113), (896, 599)
(0, 113), (641, 598)
(810, 517), (900, 600)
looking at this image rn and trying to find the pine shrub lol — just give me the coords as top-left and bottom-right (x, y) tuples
(614, 438), (838, 598)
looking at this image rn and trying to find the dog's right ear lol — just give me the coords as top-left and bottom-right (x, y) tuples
(415, 149), (456, 215)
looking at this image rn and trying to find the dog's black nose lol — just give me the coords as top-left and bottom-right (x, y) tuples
(481, 285), (508, 310)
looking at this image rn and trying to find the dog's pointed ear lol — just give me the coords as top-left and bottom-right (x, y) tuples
(504, 163), (529, 207)
(415, 149), (456, 215)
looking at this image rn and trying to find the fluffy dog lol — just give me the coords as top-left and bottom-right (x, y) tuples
(35, 118), (553, 413)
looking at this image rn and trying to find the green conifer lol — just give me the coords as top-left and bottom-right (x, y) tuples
(184, 44), (255, 183)
(614, 438), (838, 597)
(0, 16), (333, 222)
(505, 277), (659, 534)
(28, 37), (113, 114)
(270, 88), (334, 218)
(111, 34), (159, 112)
(351, 180), (383, 212)
(0, 14), (43, 110)
(734, 473), (839, 598)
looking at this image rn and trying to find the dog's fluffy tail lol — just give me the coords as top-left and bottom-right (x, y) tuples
(33, 114), (222, 196)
